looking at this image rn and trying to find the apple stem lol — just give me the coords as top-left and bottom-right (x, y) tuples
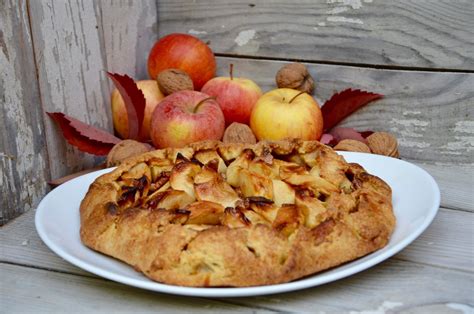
(229, 64), (234, 80)
(288, 91), (306, 104)
(193, 97), (216, 113)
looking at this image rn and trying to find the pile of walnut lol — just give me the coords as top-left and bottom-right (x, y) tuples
(334, 132), (399, 158)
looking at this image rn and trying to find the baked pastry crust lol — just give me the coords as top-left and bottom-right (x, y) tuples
(80, 139), (395, 287)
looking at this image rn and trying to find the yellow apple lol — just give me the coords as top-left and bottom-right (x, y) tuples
(111, 80), (164, 141)
(250, 88), (323, 141)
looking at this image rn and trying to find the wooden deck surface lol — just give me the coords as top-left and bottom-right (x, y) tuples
(1, 0), (473, 312)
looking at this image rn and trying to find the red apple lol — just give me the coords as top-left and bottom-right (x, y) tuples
(111, 80), (164, 141)
(150, 91), (225, 148)
(201, 65), (262, 125)
(148, 33), (216, 90)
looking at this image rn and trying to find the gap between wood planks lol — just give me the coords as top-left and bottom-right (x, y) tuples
(0, 262), (281, 313)
(215, 53), (474, 74)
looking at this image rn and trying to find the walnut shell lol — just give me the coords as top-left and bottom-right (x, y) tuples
(334, 139), (371, 153)
(367, 132), (399, 158)
(156, 69), (194, 96)
(276, 63), (314, 94)
(223, 122), (257, 144)
(106, 140), (152, 167)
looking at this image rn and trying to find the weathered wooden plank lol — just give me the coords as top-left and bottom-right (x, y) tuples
(222, 260), (473, 312)
(1, 258), (472, 313)
(416, 163), (474, 212)
(100, 0), (158, 80)
(216, 57), (474, 168)
(1, 207), (471, 277)
(0, 209), (92, 277)
(27, 0), (112, 180)
(157, 0), (474, 70)
(0, 264), (262, 313)
(0, 0), (50, 225)
(395, 209), (473, 272)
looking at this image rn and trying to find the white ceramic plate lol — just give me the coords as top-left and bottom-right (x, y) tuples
(35, 152), (440, 297)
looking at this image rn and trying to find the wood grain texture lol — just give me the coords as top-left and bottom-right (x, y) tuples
(1, 256), (472, 313)
(417, 163), (474, 212)
(223, 260), (473, 312)
(0, 264), (259, 313)
(216, 57), (474, 168)
(100, 0), (158, 80)
(395, 208), (473, 272)
(27, 0), (112, 180)
(157, 0), (474, 70)
(0, 0), (50, 225)
(1, 207), (471, 278)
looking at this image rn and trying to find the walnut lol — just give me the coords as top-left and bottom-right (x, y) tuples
(367, 132), (399, 158)
(106, 139), (152, 167)
(223, 122), (257, 144)
(334, 139), (371, 153)
(156, 69), (194, 95)
(275, 63), (314, 94)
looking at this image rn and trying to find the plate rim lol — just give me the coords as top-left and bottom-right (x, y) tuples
(35, 152), (440, 297)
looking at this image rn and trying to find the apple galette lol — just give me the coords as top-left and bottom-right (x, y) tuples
(80, 139), (395, 287)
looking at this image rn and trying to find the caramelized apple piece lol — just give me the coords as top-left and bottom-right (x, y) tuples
(194, 165), (217, 184)
(121, 162), (150, 180)
(194, 150), (227, 174)
(272, 179), (295, 206)
(239, 169), (273, 200)
(148, 158), (173, 182)
(170, 161), (201, 198)
(217, 143), (248, 162)
(157, 190), (195, 210)
(248, 159), (278, 179)
(250, 202), (280, 222)
(221, 207), (251, 228)
(186, 201), (225, 225)
(226, 149), (254, 187)
(286, 153), (306, 166)
(195, 174), (241, 208)
(317, 150), (350, 187)
(279, 164), (308, 180)
(167, 147), (194, 163)
(243, 210), (269, 225)
(301, 150), (319, 168)
(280, 164), (338, 195)
(272, 204), (304, 236)
(295, 191), (327, 228)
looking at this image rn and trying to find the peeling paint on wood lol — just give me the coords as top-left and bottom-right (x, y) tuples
(0, 0), (50, 225)
(100, 0), (158, 81)
(1, 0), (157, 224)
(28, 0), (111, 180)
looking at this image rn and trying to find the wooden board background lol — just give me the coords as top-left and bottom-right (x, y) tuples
(157, 0), (474, 70)
(1, 0), (473, 225)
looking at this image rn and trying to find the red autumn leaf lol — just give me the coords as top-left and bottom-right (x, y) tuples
(329, 127), (368, 144)
(107, 72), (146, 140)
(48, 112), (121, 155)
(322, 88), (383, 132)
